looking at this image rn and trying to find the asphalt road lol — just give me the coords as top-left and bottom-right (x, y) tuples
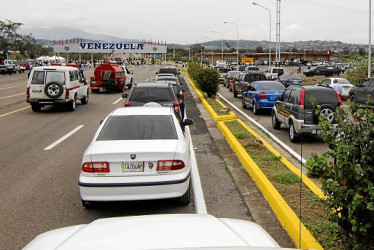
(0, 65), (298, 249)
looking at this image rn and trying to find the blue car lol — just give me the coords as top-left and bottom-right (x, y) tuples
(242, 81), (285, 115)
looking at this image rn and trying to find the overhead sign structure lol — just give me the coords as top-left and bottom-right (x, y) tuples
(53, 42), (167, 54)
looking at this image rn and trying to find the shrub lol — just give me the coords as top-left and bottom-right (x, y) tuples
(307, 101), (374, 249)
(187, 62), (200, 81)
(195, 68), (220, 97)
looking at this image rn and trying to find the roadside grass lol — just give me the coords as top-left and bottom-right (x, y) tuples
(224, 120), (342, 249)
(206, 97), (230, 115)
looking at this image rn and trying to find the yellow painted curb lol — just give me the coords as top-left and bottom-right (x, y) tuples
(186, 77), (236, 121)
(235, 119), (325, 200)
(217, 120), (323, 250)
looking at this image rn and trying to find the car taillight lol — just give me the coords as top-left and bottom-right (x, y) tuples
(65, 88), (70, 99)
(299, 89), (305, 109)
(124, 102), (131, 107)
(334, 90), (343, 106)
(26, 87), (30, 98)
(173, 102), (180, 113)
(157, 160), (185, 171)
(82, 162), (110, 173)
(259, 91), (266, 99)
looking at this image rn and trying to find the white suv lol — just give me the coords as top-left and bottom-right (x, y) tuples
(26, 66), (89, 112)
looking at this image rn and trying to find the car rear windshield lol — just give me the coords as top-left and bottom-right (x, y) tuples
(244, 73), (266, 82)
(260, 82), (285, 90)
(31, 71), (65, 85)
(159, 68), (178, 75)
(218, 68), (230, 73)
(97, 115), (177, 140)
(129, 87), (175, 102)
(304, 89), (338, 109)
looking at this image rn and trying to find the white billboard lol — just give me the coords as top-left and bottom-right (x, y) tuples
(53, 42), (167, 54)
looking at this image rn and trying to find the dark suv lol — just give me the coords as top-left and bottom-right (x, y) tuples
(349, 78), (374, 106)
(233, 71), (266, 98)
(271, 85), (342, 142)
(122, 82), (183, 117)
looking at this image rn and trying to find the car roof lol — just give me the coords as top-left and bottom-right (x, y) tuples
(133, 82), (172, 88)
(110, 107), (174, 116)
(32, 66), (79, 71)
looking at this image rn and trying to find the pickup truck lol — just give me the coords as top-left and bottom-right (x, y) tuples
(264, 67), (285, 80)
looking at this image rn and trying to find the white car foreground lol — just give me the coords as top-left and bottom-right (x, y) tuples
(24, 214), (282, 249)
(79, 107), (193, 207)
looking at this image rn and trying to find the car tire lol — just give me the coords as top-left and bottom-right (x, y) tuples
(319, 105), (335, 123)
(31, 104), (41, 112)
(81, 89), (89, 104)
(68, 96), (76, 111)
(289, 122), (300, 143)
(177, 180), (191, 206)
(350, 95), (356, 104)
(252, 102), (258, 115)
(81, 200), (94, 209)
(242, 98), (247, 109)
(272, 112), (281, 129)
(44, 81), (63, 98)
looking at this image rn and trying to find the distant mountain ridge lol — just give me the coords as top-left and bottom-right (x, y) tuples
(20, 26), (139, 43)
(21, 26), (367, 53)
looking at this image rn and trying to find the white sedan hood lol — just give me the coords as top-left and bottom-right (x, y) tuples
(24, 214), (280, 250)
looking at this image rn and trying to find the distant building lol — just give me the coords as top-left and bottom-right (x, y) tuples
(196, 51), (334, 64)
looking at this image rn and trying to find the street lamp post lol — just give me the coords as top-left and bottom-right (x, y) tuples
(224, 21), (239, 65)
(212, 31), (224, 61)
(253, 2), (271, 66)
(369, 0), (372, 78)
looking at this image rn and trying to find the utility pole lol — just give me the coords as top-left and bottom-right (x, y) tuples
(276, 0), (281, 65)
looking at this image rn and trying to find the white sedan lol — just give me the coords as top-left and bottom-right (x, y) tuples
(319, 78), (354, 99)
(24, 214), (281, 249)
(79, 107), (193, 206)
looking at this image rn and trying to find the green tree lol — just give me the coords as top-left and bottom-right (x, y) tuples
(306, 101), (374, 249)
(195, 68), (220, 97)
(358, 48), (366, 56)
(0, 19), (23, 59)
(256, 46), (263, 53)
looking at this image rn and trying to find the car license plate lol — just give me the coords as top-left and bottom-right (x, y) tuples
(122, 162), (144, 172)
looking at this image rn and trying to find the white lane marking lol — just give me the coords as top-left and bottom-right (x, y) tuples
(218, 93), (307, 164)
(187, 124), (207, 214)
(44, 125), (84, 151)
(0, 86), (19, 90)
(112, 97), (123, 105)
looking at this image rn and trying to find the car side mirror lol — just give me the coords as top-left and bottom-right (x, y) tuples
(122, 93), (128, 98)
(183, 118), (193, 126)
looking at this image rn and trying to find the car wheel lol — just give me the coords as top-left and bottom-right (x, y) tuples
(91, 89), (100, 93)
(81, 89), (89, 104)
(81, 200), (94, 209)
(45, 81), (63, 98)
(252, 102), (258, 115)
(31, 104), (41, 112)
(177, 180), (191, 206)
(272, 112), (281, 129)
(233, 88), (238, 98)
(350, 95), (356, 104)
(68, 96), (76, 111)
(289, 122), (300, 143)
(242, 98), (247, 109)
(319, 106), (334, 123)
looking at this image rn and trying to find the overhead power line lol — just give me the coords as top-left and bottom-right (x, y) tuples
(285, 0), (368, 15)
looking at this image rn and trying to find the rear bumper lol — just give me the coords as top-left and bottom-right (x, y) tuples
(79, 172), (190, 201)
(293, 119), (337, 134)
(26, 98), (70, 105)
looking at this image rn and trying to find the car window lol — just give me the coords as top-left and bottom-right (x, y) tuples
(31, 71), (45, 85)
(259, 82), (285, 90)
(282, 88), (291, 102)
(334, 79), (351, 85)
(159, 68), (178, 75)
(46, 71), (65, 84)
(322, 79), (331, 85)
(304, 89), (338, 109)
(362, 80), (370, 87)
(289, 89), (298, 104)
(97, 115), (178, 140)
(129, 87), (175, 102)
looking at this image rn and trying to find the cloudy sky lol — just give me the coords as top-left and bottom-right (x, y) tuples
(1, 0), (372, 45)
